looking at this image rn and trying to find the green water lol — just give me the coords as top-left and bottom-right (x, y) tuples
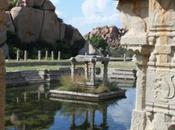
(5, 83), (136, 130)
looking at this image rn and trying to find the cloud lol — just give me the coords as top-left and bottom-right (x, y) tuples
(69, 0), (121, 34)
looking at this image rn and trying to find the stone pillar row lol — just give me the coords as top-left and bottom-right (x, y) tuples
(16, 50), (61, 61)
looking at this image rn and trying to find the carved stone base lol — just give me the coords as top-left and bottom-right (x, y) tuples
(130, 110), (146, 130)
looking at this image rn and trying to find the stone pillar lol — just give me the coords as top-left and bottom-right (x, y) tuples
(45, 50), (48, 60)
(38, 91), (41, 101)
(123, 53), (126, 62)
(16, 50), (20, 61)
(24, 50), (27, 61)
(103, 61), (109, 85)
(90, 59), (96, 86)
(38, 50), (41, 61)
(84, 62), (89, 81)
(70, 58), (76, 80)
(58, 51), (61, 61)
(24, 92), (27, 102)
(51, 51), (54, 61)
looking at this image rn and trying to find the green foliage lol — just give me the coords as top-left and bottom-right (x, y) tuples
(56, 39), (85, 59)
(89, 35), (108, 55)
(109, 47), (134, 57)
(9, 0), (18, 9)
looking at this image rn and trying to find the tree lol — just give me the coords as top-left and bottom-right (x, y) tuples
(89, 35), (108, 56)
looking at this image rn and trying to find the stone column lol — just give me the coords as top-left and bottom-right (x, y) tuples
(103, 61), (109, 85)
(123, 53), (126, 62)
(38, 91), (41, 101)
(130, 54), (149, 130)
(24, 50), (27, 61)
(90, 59), (96, 86)
(51, 51), (54, 61)
(24, 92), (27, 102)
(58, 51), (61, 61)
(45, 50), (48, 60)
(16, 50), (20, 61)
(38, 50), (41, 61)
(70, 58), (76, 80)
(84, 62), (89, 81)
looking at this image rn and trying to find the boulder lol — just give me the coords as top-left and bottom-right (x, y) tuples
(85, 26), (125, 48)
(6, 0), (85, 50)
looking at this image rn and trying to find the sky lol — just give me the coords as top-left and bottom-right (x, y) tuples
(50, 0), (122, 35)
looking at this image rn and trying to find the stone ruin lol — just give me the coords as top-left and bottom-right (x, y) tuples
(118, 0), (175, 130)
(70, 55), (110, 86)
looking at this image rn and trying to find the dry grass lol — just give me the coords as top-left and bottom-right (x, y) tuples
(58, 75), (120, 94)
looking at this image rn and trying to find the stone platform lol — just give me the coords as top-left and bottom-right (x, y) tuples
(49, 89), (126, 102)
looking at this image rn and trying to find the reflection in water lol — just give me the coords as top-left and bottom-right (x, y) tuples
(5, 83), (135, 130)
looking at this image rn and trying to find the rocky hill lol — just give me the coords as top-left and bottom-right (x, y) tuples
(85, 26), (125, 48)
(5, 0), (85, 57)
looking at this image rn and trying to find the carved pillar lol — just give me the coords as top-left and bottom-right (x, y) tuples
(118, 0), (175, 130)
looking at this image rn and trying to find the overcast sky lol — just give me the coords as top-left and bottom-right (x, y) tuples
(50, 0), (121, 35)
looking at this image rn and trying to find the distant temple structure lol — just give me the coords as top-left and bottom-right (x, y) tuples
(118, 0), (175, 130)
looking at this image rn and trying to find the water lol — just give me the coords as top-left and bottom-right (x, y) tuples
(5, 83), (136, 130)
